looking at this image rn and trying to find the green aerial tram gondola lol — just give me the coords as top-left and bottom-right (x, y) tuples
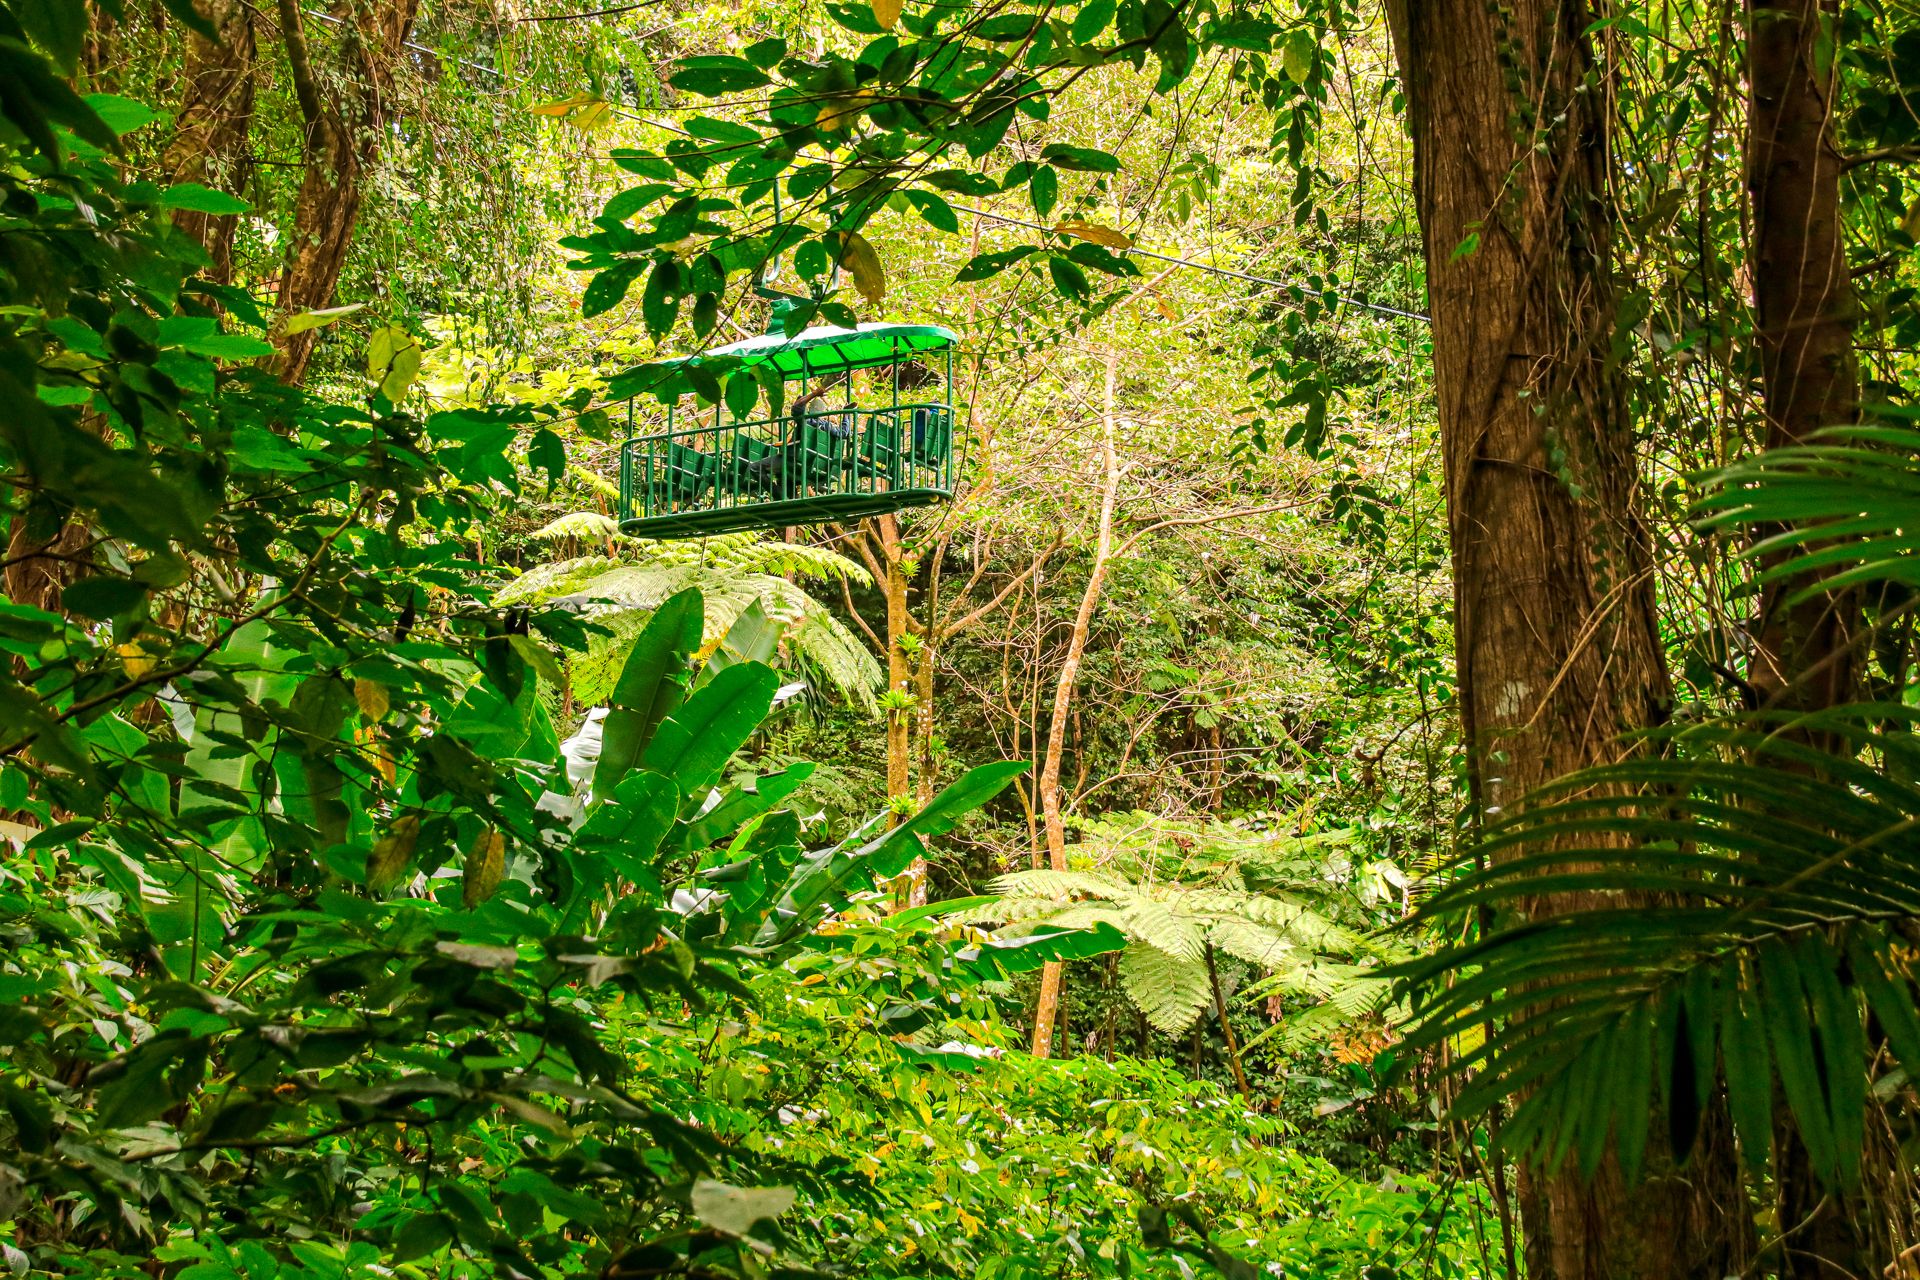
(618, 317), (961, 539)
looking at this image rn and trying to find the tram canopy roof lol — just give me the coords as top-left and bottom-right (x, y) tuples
(660, 322), (956, 381)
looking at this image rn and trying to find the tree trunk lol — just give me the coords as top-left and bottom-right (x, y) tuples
(1384, 0), (1725, 1275)
(166, 0), (257, 284)
(1031, 350), (1121, 1059)
(1746, 0), (1860, 718)
(271, 0), (420, 384)
(878, 515), (912, 811)
(1744, 1), (1871, 1270)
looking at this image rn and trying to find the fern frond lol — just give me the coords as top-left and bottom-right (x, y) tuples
(533, 511), (621, 541)
(623, 532), (872, 586)
(1119, 944), (1214, 1034)
(987, 869), (1129, 901)
(492, 555), (623, 607)
(1205, 918), (1299, 968)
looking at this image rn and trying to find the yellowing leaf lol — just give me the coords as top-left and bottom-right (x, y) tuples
(529, 96), (584, 117)
(368, 814), (421, 892)
(839, 231), (885, 305)
(815, 91), (872, 133)
(116, 641), (154, 679)
(570, 99), (614, 132)
(463, 828), (506, 908)
(354, 677), (389, 723)
(1053, 220), (1133, 249)
(870, 0), (903, 28)
(530, 93), (614, 132)
(284, 302), (365, 335)
(367, 325), (424, 404)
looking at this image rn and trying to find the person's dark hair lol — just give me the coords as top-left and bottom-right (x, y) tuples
(892, 359), (938, 391)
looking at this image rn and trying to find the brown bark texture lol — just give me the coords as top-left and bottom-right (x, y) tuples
(1384, 0), (1737, 1274)
(272, 0), (420, 384)
(1745, 1), (1877, 1271)
(1745, 0), (1860, 717)
(165, 0), (257, 284)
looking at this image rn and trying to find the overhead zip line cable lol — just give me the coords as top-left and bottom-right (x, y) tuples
(947, 204), (1428, 323)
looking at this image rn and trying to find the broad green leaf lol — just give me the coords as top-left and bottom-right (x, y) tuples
(367, 325), (424, 403)
(1071, 0), (1116, 42)
(1038, 143), (1120, 173)
(161, 182), (250, 214)
(667, 57), (771, 96)
(594, 589), (704, 798)
(284, 303), (365, 335)
(640, 662), (780, 802)
(689, 1179), (794, 1237)
(83, 93), (156, 136)
(676, 763), (816, 853)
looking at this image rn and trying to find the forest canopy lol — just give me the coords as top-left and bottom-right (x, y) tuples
(1, 0), (1918, 1277)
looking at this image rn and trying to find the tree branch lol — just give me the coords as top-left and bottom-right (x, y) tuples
(1841, 144), (1920, 171)
(942, 530), (1064, 638)
(274, 0), (328, 134)
(1116, 499), (1307, 558)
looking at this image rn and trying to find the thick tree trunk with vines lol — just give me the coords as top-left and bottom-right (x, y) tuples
(1031, 351), (1120, 1059)
(1745, 0), (1872, 1270)
(1384, 0), (1732, 1275)
(166, 0), (257, 284)
(271, 0), (419, 384)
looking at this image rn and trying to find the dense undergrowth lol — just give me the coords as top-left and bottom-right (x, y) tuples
(0, 12), (1494, 1278)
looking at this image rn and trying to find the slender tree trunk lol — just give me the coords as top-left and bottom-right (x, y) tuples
(1383, 0), (1730, 1275)
(271, 0), (420, 384)
(166, 0), (257, 284)
(878, 514), (912, 810)
(1745, 1), (1872, 1270)
(1746, 0), (1860, 718)
(1204, 945), (1250, 1100)
(1031, 350), (1120, 1058)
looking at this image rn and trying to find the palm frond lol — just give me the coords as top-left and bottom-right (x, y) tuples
(1400, 704), (1920, 1190)
(1692, 421), (1920, 597)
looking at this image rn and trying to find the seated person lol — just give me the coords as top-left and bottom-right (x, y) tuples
(790, 373), (851, 438)
(891, 359), (941, 453)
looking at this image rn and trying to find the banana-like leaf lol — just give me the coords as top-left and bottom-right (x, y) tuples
(641, 661), (780, 803)
(594, 588), (703, 800)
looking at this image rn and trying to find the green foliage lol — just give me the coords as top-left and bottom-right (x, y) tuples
(1402, 427), (1920, 1193)
(496, 533), (882, 710)
(959, 815), (1387, 1034)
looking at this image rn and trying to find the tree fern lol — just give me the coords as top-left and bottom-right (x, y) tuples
(1120, 944), (1216, 1035)
(492, 536), (881, 710)
(964, 860), (1380, 1035)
